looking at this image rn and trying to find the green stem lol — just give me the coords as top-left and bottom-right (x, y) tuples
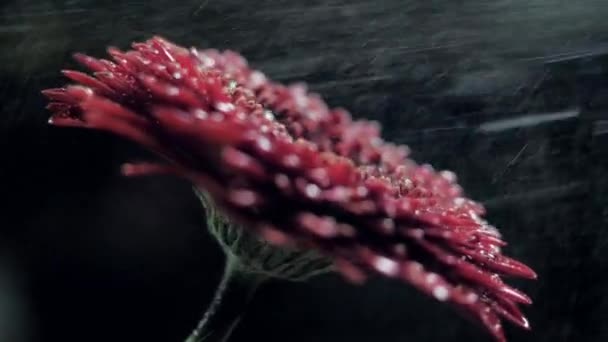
(186, 255), (266, 342)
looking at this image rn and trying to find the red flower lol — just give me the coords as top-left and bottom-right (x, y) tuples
(43, 36), (536, 342)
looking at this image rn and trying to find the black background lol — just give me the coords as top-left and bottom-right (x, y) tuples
(1, 1), (608, 341)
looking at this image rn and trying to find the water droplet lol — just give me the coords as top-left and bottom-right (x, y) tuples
(216, 102), (235, 112)
(227, 80), (238, 93)
(249, 71), (266, 88)
(166, 86), (179, 96)
(235, 112), (247, 121)
(454, 197), (466, 206)
(465, 292), (478, 303)
(194, 109), (208, 119)
(374, 256), (399, 276)
(256, 136), (272, 152)
(263, 110), (275, 121)
(283, 154), (300, 167)
(355, 186), (368, 197)
(426, 273), (439, 284)
(305, 184), (321, 199)
(439, 170), (457, 183)
(199, 55), (215, 68)
(210, 113), (224, 122)
(432, 286), (449, 301)
(293, 92), (308, 108)
(229, 189), (257, 207)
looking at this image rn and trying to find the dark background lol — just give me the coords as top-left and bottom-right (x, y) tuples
(1, 0), (608, 341)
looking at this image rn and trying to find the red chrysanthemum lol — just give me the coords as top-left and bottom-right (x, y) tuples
(43, 36), (536, 342)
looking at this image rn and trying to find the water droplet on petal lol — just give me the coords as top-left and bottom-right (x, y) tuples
(249, 71), (266, 88)
(166, 86), (179, 96)
(263, 110), (275, 121)
(216, 102), (235, 112)
(194, 109), (208, 119)
(305, 183), (321, 199)
(433, 286), (449, 301)
(374, 256), (399, 276)
(256, 136), (272, 152)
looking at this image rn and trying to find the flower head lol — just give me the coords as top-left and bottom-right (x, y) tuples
(43, 36), (536, 341)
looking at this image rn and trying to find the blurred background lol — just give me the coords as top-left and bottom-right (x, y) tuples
(1, 0), (608, 341)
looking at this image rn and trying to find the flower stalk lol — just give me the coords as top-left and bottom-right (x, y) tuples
(187, 189), (332, 342)
(186, 255), (266, 342)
